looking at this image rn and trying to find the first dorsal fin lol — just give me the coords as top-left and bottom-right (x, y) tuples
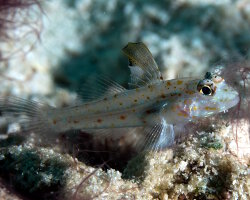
(122, 42), (163, 88)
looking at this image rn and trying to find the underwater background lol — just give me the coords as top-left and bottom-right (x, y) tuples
(0, 0), (249, 199)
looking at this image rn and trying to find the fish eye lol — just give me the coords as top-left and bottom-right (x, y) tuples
(197, 79), (216, 96)
(200, 85), (212, 95)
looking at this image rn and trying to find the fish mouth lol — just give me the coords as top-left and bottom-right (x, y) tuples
(190, 93), (239, 117)
(217, 94), (240, 112)
(226, 95), (240, 109)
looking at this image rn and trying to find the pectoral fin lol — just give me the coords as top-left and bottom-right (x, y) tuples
(136, 118), (175, 152)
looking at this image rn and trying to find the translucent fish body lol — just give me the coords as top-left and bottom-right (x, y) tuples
(0, 42), (239, 150)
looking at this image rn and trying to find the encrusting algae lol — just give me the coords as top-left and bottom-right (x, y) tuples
(137, 133), (249, 200)
(0, 128), (248, 199)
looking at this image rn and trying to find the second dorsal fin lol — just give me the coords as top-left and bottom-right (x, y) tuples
(122, 42), (164, 88)
(77, 75), (126, 103)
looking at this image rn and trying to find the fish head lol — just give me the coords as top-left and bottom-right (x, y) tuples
(164, 72), (239, 124)
(188, 71), (239, 118)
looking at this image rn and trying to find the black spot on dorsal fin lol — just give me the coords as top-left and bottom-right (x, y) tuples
(205, 72), (212, 79)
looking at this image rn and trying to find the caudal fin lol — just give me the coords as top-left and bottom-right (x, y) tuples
(0, 96), (53, 140)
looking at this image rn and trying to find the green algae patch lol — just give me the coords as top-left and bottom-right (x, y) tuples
(198, 132), (223, 150)
(0, 145), (69, 198)
(0, 143), (139, 200)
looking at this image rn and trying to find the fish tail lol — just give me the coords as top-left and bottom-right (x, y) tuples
(0, 96), (54, 139)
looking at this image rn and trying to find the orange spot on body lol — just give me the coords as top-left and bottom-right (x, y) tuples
(204, 106), (217, 111)
(120, 115), (126, 120)
(193, 106), (198, 111)
(177, 80), (183, 85)
(161, 94), (166, 99)
(171, 105), (180, 112)
(73, 120), (79, 124)
(184, 100), (192, 105)
(53, 119), (57, 125)
(166, 81), (171, 86)
(178, 111), (188, 117)
(185, 90), (194, 95)
(97, 119), (103, 123)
